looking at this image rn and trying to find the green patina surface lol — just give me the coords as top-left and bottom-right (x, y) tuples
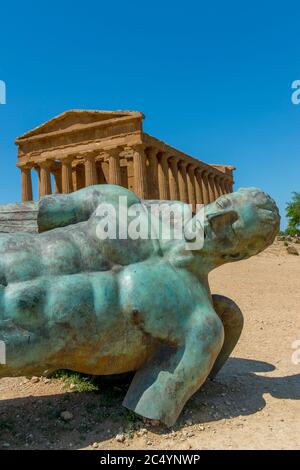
(0, 184), (280, 426)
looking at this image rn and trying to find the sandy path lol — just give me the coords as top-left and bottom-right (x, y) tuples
(0, 241), (299, 449)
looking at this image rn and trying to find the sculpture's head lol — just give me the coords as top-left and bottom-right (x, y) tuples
(202, 188), (280, 265)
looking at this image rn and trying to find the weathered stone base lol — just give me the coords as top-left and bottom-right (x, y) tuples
(0, 202), (38, 233)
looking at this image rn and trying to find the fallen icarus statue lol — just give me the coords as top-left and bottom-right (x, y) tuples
(0, 185), (280, 426)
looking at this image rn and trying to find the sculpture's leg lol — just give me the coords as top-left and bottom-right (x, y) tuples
(209, 294), (244, 379)
(123, 310), (224, 427)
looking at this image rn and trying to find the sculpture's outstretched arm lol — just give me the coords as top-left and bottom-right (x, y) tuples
(37, 184), (140, 232)
(123, 309), (224, 427)
(209, 294), (244, 379)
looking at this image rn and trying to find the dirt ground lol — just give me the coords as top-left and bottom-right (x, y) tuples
(0, 240), (299, 450)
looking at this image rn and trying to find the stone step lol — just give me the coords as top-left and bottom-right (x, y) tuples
(0, 202), (38, 233)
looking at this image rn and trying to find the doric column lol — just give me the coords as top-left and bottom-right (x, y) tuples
(84, 153), (98, 186)
(61, 157), (73, 194)
(219, 177), (226, 195)
(225, 179), (233, 193)
(222, 179), (228, 194)
(35, 167), (42, 199)
(157, 152), (170, 200)
(208, 173), (216, 202)
(146, 147), (159, 199)
(39, 161), (52, 197)
(178, 160), (189, 203)
(108, 147), (122, 186)
(168, 156), (180, 201)
(21, 166), (33, 202)
(132, 144), (147, 198)
(214, 175), (222, 199)
(187, 164), (197, 212)
(194, 168), (204, 205)
(201, 171), (210, 205)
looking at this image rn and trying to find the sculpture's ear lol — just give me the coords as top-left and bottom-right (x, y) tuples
(207, 210), (238, 238)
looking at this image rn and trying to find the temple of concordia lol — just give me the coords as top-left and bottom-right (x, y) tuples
(15, 110), (235, 210)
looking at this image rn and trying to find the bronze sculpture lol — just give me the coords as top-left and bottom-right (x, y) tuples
(0, 185), (280, 426)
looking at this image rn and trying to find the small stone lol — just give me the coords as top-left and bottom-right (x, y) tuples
(185, 419), (193, 426)
(31, 376), (40, 383)
(60, 411), (73, 421)
(146, 440), (152, 446)
(287, 245), (299, 255)
(143, 417), (160, 426)
(92, 442), (99, 448)
(151, 419), (161, 426)
(115, 433), (125, 443)
(69, 383), (76, 390)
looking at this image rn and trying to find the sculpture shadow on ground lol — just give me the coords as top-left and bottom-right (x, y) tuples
(187, 357), (300, 422)
(0, 357), (299, 449)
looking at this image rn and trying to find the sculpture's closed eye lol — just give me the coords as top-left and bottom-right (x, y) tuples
(216, 198), (232, 210)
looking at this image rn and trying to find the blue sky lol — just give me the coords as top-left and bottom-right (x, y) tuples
(0, 1), (299, 228)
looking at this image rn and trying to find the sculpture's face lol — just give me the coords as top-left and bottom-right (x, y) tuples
(203, 188), (280, 262)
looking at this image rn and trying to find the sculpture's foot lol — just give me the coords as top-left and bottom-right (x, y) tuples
(123, 309), (224, 427)
(209, 294), (244, 379)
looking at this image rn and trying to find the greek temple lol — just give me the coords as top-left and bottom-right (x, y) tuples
(15, 110), (235, 211)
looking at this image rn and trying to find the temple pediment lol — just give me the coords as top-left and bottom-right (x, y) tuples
(16, 110), (144, 142)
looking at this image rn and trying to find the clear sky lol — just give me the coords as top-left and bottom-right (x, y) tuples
(0, 1), (299, 228)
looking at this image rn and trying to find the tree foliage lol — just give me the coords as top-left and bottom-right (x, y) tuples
(286, 192), (300, 235)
